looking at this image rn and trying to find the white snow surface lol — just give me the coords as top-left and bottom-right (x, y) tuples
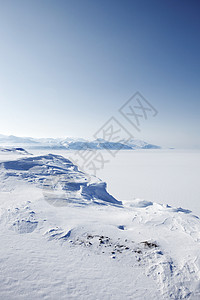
(0, 152), (200, 299)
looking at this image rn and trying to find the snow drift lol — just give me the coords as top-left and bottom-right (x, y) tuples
(0, 154), (122, 206)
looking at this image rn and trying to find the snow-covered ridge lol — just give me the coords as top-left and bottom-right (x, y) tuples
(0, 154), (122, 206)
(0, 134), (161, 150)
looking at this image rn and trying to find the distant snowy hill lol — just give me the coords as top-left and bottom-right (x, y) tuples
(62, 138), (132, 150)
(0, 134), (161, 150)
(122, 138), (161, 149)
(0, 147), (31, 155)
(0, 134), (37, 144)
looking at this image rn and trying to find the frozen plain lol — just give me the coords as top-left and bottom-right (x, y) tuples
(49, 149), (200, 216)
(0, 149), (200, 299)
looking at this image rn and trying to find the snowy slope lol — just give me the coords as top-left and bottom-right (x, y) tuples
(0, 153), (199, 299)
(122, 138), (161, 149)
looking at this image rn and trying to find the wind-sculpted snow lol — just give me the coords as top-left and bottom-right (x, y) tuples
(0, 205), (38, 234)
(0, 153), (200, 299)
(0, 154), (122, 206)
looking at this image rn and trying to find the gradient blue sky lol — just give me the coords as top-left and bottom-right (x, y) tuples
(0, 0), (199, 148)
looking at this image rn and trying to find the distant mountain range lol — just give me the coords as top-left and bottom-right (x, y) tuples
(0, 134), (161, 150)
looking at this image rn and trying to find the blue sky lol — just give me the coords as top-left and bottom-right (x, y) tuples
(0, 0), (199, 148)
